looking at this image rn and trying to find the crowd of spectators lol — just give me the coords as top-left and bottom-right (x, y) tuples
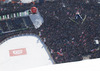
(0, 0), (100, 64)
(36, 0), (100, 63)
(0, 2), (35, 33)
(0, 16), (34, 33)
(0, 2), (34, 15)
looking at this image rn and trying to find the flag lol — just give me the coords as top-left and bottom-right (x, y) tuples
(57, 52), (63, 56)
(0, 16), (1, 20)
(7, 14), (9, 19)
(17, 13), (19, 17)
(5, 15), (7, 19)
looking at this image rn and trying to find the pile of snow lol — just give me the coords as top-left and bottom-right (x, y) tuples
(4, 0), (35, 3)
(0, 36), (53, 71)
(29, 9), (44, 29)
(21, 0), (35, 3)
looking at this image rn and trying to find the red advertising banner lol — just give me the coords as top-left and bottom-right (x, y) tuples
(9, 48), (27, 57)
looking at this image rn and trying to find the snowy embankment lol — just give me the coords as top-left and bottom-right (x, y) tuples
(5, 0), (35, 3)
(0, 36), (53, 71)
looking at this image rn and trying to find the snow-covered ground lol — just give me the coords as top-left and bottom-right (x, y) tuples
(5, 0), (35, 3)
(20, 58), (100, 71)
(21, 0), (35, 3)
(29, 9), (44, 29)
(0, 36), (53, 71)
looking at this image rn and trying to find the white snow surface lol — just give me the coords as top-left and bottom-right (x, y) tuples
(29, 9), (44, 29)
(4, 0), (35, 3)
(21, 0), (35, 3)
(0, 36), (53, 71)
